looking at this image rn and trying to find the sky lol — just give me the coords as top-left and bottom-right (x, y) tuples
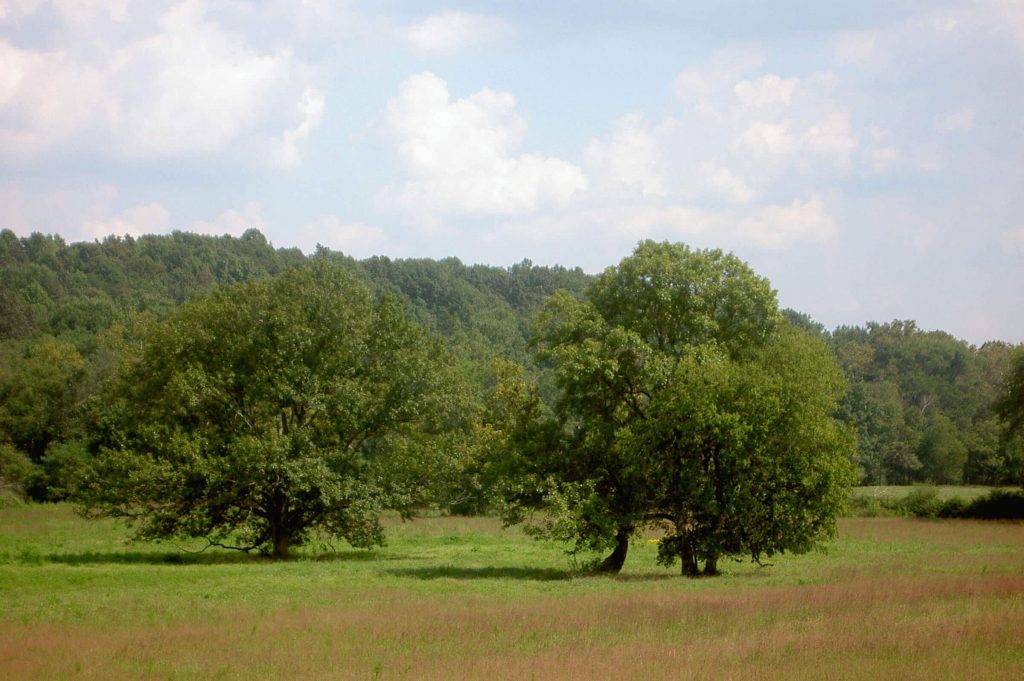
(1, 1), (1022, 345)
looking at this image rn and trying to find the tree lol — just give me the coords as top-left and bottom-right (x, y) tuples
(996, 347), (1024, 436)
(498, 241), (854, 575)
(0, 336), (86, 461)
(917, 413), (968, 484)
(633, 328), (855, 575)
(80, 263), (449, 558)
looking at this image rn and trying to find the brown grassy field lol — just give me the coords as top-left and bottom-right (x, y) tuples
(1, 508), (1022, 680)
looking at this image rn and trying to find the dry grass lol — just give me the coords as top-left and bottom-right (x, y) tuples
(2, 513), (1023, 680)
(2, 573), (1021, 680)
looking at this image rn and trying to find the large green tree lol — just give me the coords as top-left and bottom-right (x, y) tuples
(640, 331), (855, 574)
(498, 241), (855, 575)
(80, 263), (450, 557)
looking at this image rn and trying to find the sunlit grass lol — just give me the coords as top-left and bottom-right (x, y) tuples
(854, 485), (1019, 503)
(2, 504), (1023, 679)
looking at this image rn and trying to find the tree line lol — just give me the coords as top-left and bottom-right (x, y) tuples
(1, 230), (1022, 571)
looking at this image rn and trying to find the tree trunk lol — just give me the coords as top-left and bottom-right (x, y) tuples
(272, 532), (290, 559)
(679, 534), (699, 577)
(703, 553), (719, 576)
(596, 527), (631, 574)
(680, 550), (699, 577)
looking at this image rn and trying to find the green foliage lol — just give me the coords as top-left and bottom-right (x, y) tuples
(0, 442), (36, 501)
(640, 327), (857, 573)
(25, 440), (91, 502)
(0, 336), (86, 460)
(79, 263), (453, 557)
(996, 347), (1024, 436)
(498, 241), (855, 576)
(886, 487), (1024, 520)
(895, 486), (942, 518)
(833, 323), (1023, 486)
(917, 413), (968, 484)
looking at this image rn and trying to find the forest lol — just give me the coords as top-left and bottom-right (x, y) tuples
(1, 228), (1022, 533)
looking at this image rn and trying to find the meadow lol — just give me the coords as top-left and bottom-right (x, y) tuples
(1, 499), (1023, 680)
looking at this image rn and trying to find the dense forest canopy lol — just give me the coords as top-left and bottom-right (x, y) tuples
(0, 228), (1022, 510)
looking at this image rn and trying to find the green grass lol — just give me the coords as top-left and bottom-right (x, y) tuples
(854, 485), (1018, 503)
(2, 504), (1023, 679)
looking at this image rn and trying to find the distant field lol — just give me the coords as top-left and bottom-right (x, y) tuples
(853, 485), (1019, 502)
(1, 504), (1023, 680)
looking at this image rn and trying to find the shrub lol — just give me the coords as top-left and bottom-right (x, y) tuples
(845, 494), (888, 517)
(0, 442), (36, 501)
(24, 440), (91, 501)
(958, 490), (1024, 520)
(936, 497), (966, 518)
(897, 486), (941, 518)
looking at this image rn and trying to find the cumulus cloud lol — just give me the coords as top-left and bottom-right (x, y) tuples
(269, 87), (326, 168)
(671, 50), (858, 178)
(298, 216), (387, 257)
(733, 74), (799, 109)
(0, 0), (319, 162)
(584, 114), (667, 198)
(737, 196), (838, 250)
(575, 51), (855, 249)
(187, 202), (264, 238)
(383, 72), (587, 219)
(81, 202), (171, 240)
(403, 10), (512, 54)
(700, 161), (758, 205)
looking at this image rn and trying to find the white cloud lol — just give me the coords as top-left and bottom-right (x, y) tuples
(403, 10), (512, 54)
(299, 216), (387, 257)
(737, 196), (838, 250)
(584, 114), (667, 198)
(269, 87), (325, 168)
(187, 202), (264, 238)
(81, 202), (170, 240)
(700, 161), (758, 204)
(383, 72), (587, 219)
(737, 122), (795, 157)
(802, 110), (856, 167)
(673, 53), (857, 178)
(0, 0), (317, 161)
(614, 204), (718, 240)
(733, 74), (799, 109)
(674, 45), (767, 116)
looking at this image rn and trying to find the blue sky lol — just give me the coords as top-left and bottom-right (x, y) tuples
(2, 1), (1022, 344)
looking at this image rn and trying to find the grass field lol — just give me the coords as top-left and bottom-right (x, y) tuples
(853, 485), (1018, 503)
(1, 503), (1023, 680)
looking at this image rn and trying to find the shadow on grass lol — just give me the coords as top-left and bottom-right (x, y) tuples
(10, 547), (391, 566)
(387, 565), (578, 581)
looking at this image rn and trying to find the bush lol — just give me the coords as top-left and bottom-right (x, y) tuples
(897, 486), (942, 518)
(0, 442), (36, 500)
(958, 490), (1024, 520)
(24, 440), (91, 501)
(936, 497), (966, 518)
(845, 494), (888, 517)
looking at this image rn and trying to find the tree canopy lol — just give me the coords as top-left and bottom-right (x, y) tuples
(492, 241), (857, 575)
(79, 263), (451, 557)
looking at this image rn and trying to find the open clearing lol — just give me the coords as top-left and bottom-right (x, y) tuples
(1, 504), (1022, 680)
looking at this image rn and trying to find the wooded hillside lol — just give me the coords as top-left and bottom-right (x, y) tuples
(0, 229), (1021, 503)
